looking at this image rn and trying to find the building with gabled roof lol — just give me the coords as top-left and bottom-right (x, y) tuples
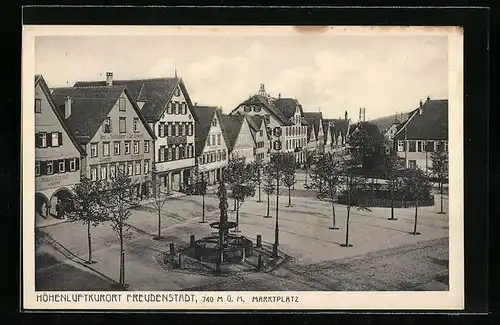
(193, 105), (230, 184)
(221, 114), (257, 164)
(303, 112), (325, 154)
(75, 73), (198, 192)
(248, 115), (271, 163)
(51, 82), (156, 199)
(393, 97), (448, 172)
(34, 75), (87, 223)
(230, 84), (309, 164)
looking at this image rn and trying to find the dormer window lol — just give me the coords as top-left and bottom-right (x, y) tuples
(212, 118), (217, 127)
(103, 117), (111, 133)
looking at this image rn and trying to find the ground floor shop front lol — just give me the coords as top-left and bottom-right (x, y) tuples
(156, 168), (192, 192)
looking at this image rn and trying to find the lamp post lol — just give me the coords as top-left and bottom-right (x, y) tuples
(272, 126), (283, 258)
(198, 165), (207, 223)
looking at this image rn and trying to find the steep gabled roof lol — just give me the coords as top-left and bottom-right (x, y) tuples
(231, 95), (294, 126)
(74, 77), (199, 122)
(248, 115), (264, 132)
(394, 99), (448, 140)
(274, 98), (304, 119)
(303, 112), (323, 139)
(193, 106), (230, 156)
(35, 75), (87, 156)
(221, 115), (246, 153)
(51, 86), (156, 144)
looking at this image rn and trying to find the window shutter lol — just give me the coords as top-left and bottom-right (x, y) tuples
(58, 132), (63, 145)
(76, 158), (80, 171)
(65, 158), (70, 171)
(46, 133), (52, 147)
(35, 133), (41, 148)
(40, 161), (47, 175)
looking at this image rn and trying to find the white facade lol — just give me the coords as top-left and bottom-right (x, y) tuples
(230, 117), (256, 164)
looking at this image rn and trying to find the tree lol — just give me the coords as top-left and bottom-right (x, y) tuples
(190, 165), (208, 223)
(302, 150), (315, 188)
(383, 152), (406, 221)
(429, 149), (448, 214)
(150, 173), (170, 240)
(339, 155), (370, 247)
(308, 153), (341, 230)
(223, 156), (256, 232)
(281, 153), (297, 207)
(249, 159), (264, 202)
(103, 170), (140, 288)
(347, 122), (387, 173)
(60, 177), (108, 264)
(401, 167), (432, 235)
(262, 162), (275, 218)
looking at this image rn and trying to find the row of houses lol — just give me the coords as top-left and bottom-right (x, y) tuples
(34, 74), (351, 221)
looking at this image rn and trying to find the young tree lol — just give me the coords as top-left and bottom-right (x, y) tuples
(401, 167), (433, 235)
(190, 165), (208, 223)
(339, 155), (370, 246)
(150, 173), (170, 240)
(281, 153), (297, 207)
(383, 152), (406, 221)
(60, 177), (108, 264)
(429, 149), (448, 214)
(223, 156), (256, 232)
(308, 153), (341, 230)
(302, 150), (315, 188)
(104, 170), (140, 288)
(249, 159), (264, 202)
(262, 162), (275, 218)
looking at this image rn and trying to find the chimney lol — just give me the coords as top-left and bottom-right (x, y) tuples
(278, 93), (281, 99)
(344, 110), (348, 120)
(106, 72), (113, 86)
(427, 95), (430, 102)
(194, 102), (198, 106)
(419, 100), (423, 115)
(64, 96), (72, 119)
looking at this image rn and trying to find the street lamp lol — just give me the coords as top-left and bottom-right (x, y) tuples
(272, 126), (283, 258)
(199, 165), (207, 223)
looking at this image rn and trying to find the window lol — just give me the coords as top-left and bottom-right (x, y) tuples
(124, 141), (131, 154)
(103, 142), (110, 156)
(114, 141), (120, 155)
(244, 105), (251, 112)
(100, 166), (107, 180)
(187, 145), (193, 158)
(259, 130), (263, 137)
(133, 141), (140, 154)
(90, 166), (98, 180)
(119, 97), (126, 111)
(35, 98), (41, 113)
(167, 147), (172, 161)
(174, 103), (179, 115)
(408, 160), (417, 169)
(164, 123), (170, 137)
(35, 161), (41, 176)
(417, 141), (422, 152)
(179, 124), (184, 136)
(212, 118), (217, 127)
(182, 103), (187, 114)
(119, 117), (126, 133)
(212, 135), (216, 146)
(217, 150), (221, 161)
(67, 158), (76, 172)
(109, 165), (116, 178)
(422, 141), (427, 152)
(175, 147), (179, 160)
(207, 135), (211, 146)
(222, 149), (227, 160)
(397, 140), (404, 152)
(143, 160), (149, 174)
(118, 164), (125, 175)
(36, 133), (47, 148)
(217, 134), (221, 145)
(175, 87), (180, 97)
(189, 123), (194, 136)
(133, 118), (139, 133)
(427, 141), (435, 152)
(127, 163), (133, 176)
(51, 132), (60, 147)
(58, 160), (65, 173)
(254, 106), (261, 112)
(167, 102), (172, 114)
(444, 141), (448, 152)
(144, 140), (150, 153)
(435, 141), (442, 152)
(179, 146), (185, 159)
(103, 117), (111, 133)
(135, 161), (141, 175)
(90, 143), (98, 157)
(157, 147), (164, 162)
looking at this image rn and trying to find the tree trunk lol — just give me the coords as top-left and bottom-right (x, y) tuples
(119, 212), (124, 286)
(413, 198), (418, 234)
(331, 197), (338, 229)
(202, 193), (205, 222)
(389, 182), (395, 220)
(157, 208), (161, 238)
(287, 187), (291, 207)
(233, 198), (236, 211)
(440, 180), (444, 214)
(345, 206), (351, 246)
(266, 193), (270, 217)
(304, 166), (308, 187)
(87, 222), (92, 263)
(235, 200), (240, 232)
(258, 181), (262, 202)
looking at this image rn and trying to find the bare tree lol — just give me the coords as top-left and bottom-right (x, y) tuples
(103, 170), (140, 288)
(429, 149), (448, 215)
(250, 159), (264, 202)
(308, 152), (341, 230)
(280, 153), (297, 207)
(262, 162), (275, 218)
(150, 173), (170, 240)
(60, 177), (108, 264)
(384, 152), (406, 221)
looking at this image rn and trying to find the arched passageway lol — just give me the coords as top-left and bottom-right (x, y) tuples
(35, 193), (50, 219)
(49, 188), (73, 219)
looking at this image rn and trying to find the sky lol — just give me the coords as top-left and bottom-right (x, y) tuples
(35, 32), (448, 120)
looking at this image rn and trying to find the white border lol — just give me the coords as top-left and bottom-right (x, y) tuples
(22, 25), (464, 310)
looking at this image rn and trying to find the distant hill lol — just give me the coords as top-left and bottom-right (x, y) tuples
(369, 112), (411, 132)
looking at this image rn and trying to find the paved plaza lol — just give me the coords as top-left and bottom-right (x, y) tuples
(35, 185), (449, 291)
